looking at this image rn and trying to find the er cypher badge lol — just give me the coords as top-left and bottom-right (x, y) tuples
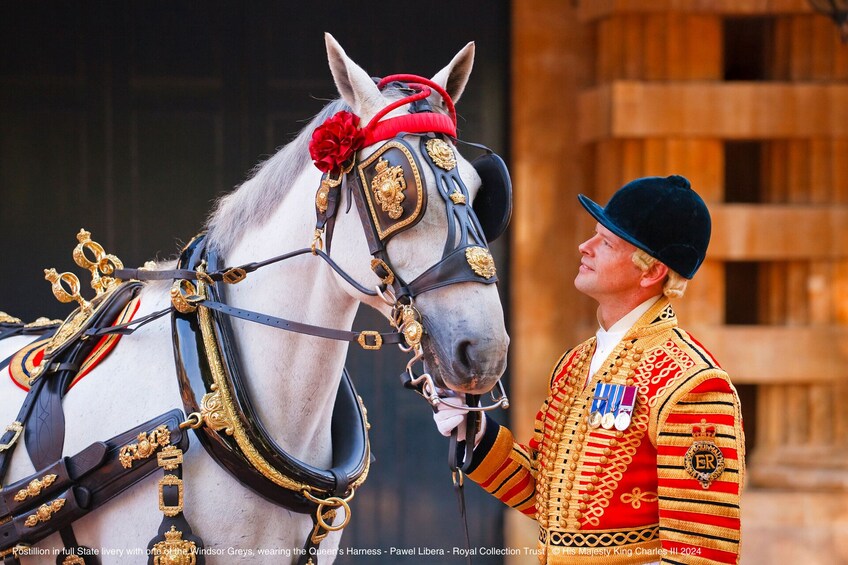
(684, 419), (726, 489)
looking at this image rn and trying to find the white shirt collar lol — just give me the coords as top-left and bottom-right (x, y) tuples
(590, 295), (661, 377)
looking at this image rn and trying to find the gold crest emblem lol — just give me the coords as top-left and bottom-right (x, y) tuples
(425, 138), (457, 170)
(684, 419), (726, 489)
(465, 247), (496, 279)
(151, 526), (197, 565)
(371, 158), (407, 219)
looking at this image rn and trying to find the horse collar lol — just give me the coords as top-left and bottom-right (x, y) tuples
(172, 235), (371, 515)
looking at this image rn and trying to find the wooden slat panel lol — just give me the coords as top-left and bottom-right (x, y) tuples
(579, 0), (812, 21)
(579, 81), (848, 141)
(710, 204), (848, 260)
(688, 325), (848, 384)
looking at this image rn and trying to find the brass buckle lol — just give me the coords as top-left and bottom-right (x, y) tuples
(221, 267), (247, 284)
(369, 258), (395, 286)
(158, 474), (184, 517)
(0, 421), (23, 452)
(357, 331), (383, 350)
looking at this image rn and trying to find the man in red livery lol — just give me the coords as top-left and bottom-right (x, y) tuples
(436, 176), (745, 564)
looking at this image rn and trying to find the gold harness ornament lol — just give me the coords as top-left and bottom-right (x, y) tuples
(119, 425), (172, 469)
(24, 499), (66, 528)
(371, 158), (407, 219)
(425, 138), (457, 170)
(41, 229), (126, 358)
(14, 474), (57, 502)
(465, 246), (496, 279)
(150, 526), (197, 565)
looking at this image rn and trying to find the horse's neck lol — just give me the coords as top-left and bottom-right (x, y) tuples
(218, 183), (359, 467)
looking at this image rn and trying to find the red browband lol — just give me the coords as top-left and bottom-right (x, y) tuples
(361, 74), (457, 146)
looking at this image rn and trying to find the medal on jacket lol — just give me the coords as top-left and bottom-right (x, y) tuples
(588, 388), (608, 429)
(614, 386), (638, 431)
(591, 383), (638, 431)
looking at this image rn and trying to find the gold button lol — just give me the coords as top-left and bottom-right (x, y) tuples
(595, 465), (603, 474)
(614, 359), (623, 367)
(568, 472), (575, 480)
(575, 442), (583, 451)
(578, 433), (585, 442)
(609, 439), (618, 447)
(574, 511), (583, 519)
(599, 456), (608, 464)
(569, 462), (577, 471)
(563, 501), (569, 510)
(603, 448), (612, 456)
(626, 379), (634, 386)
(635, 346), (643, 354)
(586, 484), (595, 492)
(616, 431), (624, 439)
(603, 376), (612, 383)
(572, 452), (580, 461)
(610, 367), (619, 375)
(582, 494), (590, 502)
(579, 423), (588, 432)
(624, 342), (633, 350)
(633, 354), (642, 361)
(564, 492), (572, 500)
(556, 423), (564, 432)
(579, 503), (587, 511)
(591, 476), (599, 484)
(565, 481), (573, 489)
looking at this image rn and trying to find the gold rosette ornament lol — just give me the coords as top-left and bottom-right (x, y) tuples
(465, 247), (496, 279)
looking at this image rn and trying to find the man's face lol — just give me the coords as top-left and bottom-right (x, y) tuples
(574, 223), (644, 302)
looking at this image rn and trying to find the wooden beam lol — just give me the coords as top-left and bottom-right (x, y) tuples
(710, 204), (848, 260)
(579, 0), (812, 22)
(579, 81), (848, 141)
(687, 325), (848, 384)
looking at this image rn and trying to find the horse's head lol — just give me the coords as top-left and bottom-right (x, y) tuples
(317, 34), (509, 395)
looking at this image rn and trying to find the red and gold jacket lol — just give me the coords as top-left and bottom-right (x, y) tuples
(467, 298), (745, 564)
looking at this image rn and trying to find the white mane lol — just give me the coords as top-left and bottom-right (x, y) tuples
(205, 99), (349, 255)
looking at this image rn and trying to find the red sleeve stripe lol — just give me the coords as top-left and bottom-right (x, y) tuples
(658, 478), (740, 495)
(501, 474), (534, 505)
(480, 458), (516, 489)
(664, 413), (735, 426)
(662, 508), (740, 530)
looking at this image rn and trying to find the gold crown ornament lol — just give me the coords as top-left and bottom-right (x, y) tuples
(38, 229), (126, 360)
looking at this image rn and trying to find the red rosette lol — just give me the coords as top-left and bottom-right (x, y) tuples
(309, 111), (365, 174)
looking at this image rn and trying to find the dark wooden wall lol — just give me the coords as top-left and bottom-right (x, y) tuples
(0, 2), (510, 561)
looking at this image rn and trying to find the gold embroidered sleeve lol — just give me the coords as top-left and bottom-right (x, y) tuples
(654, 371), (745, 564)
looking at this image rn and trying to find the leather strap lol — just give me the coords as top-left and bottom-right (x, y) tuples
(198, 299), (403, 348)
(0, 410), (187, 555)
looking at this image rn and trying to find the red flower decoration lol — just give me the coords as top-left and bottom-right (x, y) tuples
(309, 111), (365, 174)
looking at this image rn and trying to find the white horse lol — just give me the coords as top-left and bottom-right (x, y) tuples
(0, 34), (508, 563)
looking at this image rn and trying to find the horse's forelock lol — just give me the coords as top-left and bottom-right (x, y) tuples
(205, 98), (351, 255)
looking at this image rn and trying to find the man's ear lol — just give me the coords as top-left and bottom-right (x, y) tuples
(640, 260), (669, 289)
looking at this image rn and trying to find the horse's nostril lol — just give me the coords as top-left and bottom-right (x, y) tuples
(456, 339), (474, 371)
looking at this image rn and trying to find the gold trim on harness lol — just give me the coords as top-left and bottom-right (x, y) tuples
(14, 474), (57, 502)
(119, 425), (172, 469)
(193, 275), (372, 499)
(24, 498), (66, 528)
(0, 421), (23, 453)
(150, 526), (197, 565)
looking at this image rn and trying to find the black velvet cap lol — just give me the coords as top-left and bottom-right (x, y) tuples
(578, 175), (711, 279)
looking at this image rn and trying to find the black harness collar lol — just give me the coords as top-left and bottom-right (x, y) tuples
(172, 235), (371, 512)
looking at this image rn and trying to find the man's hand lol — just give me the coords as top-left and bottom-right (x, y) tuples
(432, 390), (487, 445)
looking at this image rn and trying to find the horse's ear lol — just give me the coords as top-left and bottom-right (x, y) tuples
(325, 33), (382, 118)
(430, 41), (475, 105)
